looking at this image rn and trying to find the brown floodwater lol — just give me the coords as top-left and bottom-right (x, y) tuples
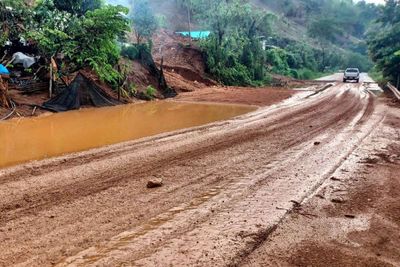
(0, 101), (255, 169)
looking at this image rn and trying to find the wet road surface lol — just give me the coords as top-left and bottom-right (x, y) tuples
(0, 77), (389, 266)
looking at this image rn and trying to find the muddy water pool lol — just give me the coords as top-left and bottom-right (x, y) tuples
(0, 101), (255, 168)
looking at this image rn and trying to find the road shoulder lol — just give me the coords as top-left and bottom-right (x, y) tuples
(240, 98), (400, 267)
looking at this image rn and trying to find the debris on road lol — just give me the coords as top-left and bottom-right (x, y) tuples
(147, 178), (163, 188)
(331, 198), (346, 204)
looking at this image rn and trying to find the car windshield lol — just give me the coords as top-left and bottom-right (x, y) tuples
(346, 69), (359, 73)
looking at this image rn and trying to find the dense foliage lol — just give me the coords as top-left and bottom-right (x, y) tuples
(0, 0), (32, 47)
(175, 0), (379, 85)
(53, 0), (102, 16)
(1, 0), (129, 85)
(1, 0), (391, 89)
(177, 0), (275, 85)
(367, 0), (400, 84)
(261, 0), (380, 42)
(32, 0), (129, 85)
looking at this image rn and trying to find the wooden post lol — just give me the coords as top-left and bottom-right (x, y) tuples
(49, 62), (53, 98)
(117, 64), (121, 101)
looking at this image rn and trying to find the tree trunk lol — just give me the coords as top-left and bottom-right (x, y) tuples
(0, 76), (10, 108)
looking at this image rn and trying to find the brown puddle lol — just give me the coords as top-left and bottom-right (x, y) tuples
(0, 101), (255, 169)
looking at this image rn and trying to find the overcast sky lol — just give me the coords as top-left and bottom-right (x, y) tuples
(357, 0), (386, 5)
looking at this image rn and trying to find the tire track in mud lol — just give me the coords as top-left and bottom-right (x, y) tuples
(0, 87), (337, 184)
(0, 83), (381, 266)
(57, 85), (380, 267)
(0, 87), (352, 223)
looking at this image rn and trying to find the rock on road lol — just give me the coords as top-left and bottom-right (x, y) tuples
(0, 75), (392, 266)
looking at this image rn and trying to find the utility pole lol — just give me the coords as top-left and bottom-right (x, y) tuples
(187, 0), (192, 45)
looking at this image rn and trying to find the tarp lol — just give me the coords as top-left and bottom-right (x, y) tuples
(0, 64), (10, 75)
(11, 52), (37, 69)
(176, 31), (211, 39)
(43, 72), (120, 112)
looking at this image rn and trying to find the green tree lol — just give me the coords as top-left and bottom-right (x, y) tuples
(308, 18), (343, 70)
(176, 0), (275, 85)
(29, 2), (130, 85)
(367, 0), (400, 83)
(53, 0), (102, 16)
(0, 0), (32, 46)
(131, 0), (158, 43)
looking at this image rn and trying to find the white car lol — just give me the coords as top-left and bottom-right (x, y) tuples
(343, 68), (360, 83)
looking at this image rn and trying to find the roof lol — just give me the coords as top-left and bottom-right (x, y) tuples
(176, 31), (211, 39)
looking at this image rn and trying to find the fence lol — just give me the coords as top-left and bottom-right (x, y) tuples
(387, 82), (400, 100)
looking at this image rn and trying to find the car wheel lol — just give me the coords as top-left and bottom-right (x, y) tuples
(356, 79), (359, 83)
(343, 79), (346, 83)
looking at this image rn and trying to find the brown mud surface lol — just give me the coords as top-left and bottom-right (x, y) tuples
(1, 78), (396, 266)
(175, 86), (296, 106)
(240, 95), (400, 267)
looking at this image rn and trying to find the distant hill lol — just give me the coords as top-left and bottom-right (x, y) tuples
(111, 0), (378, 46)
(109, 0), (380, 73)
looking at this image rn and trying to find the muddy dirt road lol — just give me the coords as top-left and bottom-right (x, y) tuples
(0, 76), (397, 266)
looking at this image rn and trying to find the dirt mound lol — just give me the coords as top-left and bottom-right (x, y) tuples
(152, 30), (217, 92)
(120, 58), (161, 97)
(153, 30), (206, 74)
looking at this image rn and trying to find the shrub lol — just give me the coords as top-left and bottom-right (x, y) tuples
(145, 85), (157, 99)
(121, 45), (139, 60)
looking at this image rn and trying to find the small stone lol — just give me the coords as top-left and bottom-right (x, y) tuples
(147, 178), (163, 188)
(331, 198), (345, 204)
(314, 141), (321, 145)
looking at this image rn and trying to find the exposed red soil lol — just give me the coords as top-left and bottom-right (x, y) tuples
(152, 30), (207, 76)
(175, 86), (296, 106)
(119, 58), (162, 97)
(0, 89), (49, 118)
(152, 30), (218, 92)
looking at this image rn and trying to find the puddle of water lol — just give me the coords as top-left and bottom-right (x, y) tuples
(0, 101), (255, 169)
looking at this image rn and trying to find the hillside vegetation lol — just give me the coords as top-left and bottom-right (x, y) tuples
(1, 0), (396, 92)
(156, 0), (379, 85)
(115, 0), (379, 85)
(367, 0), (400, 85)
